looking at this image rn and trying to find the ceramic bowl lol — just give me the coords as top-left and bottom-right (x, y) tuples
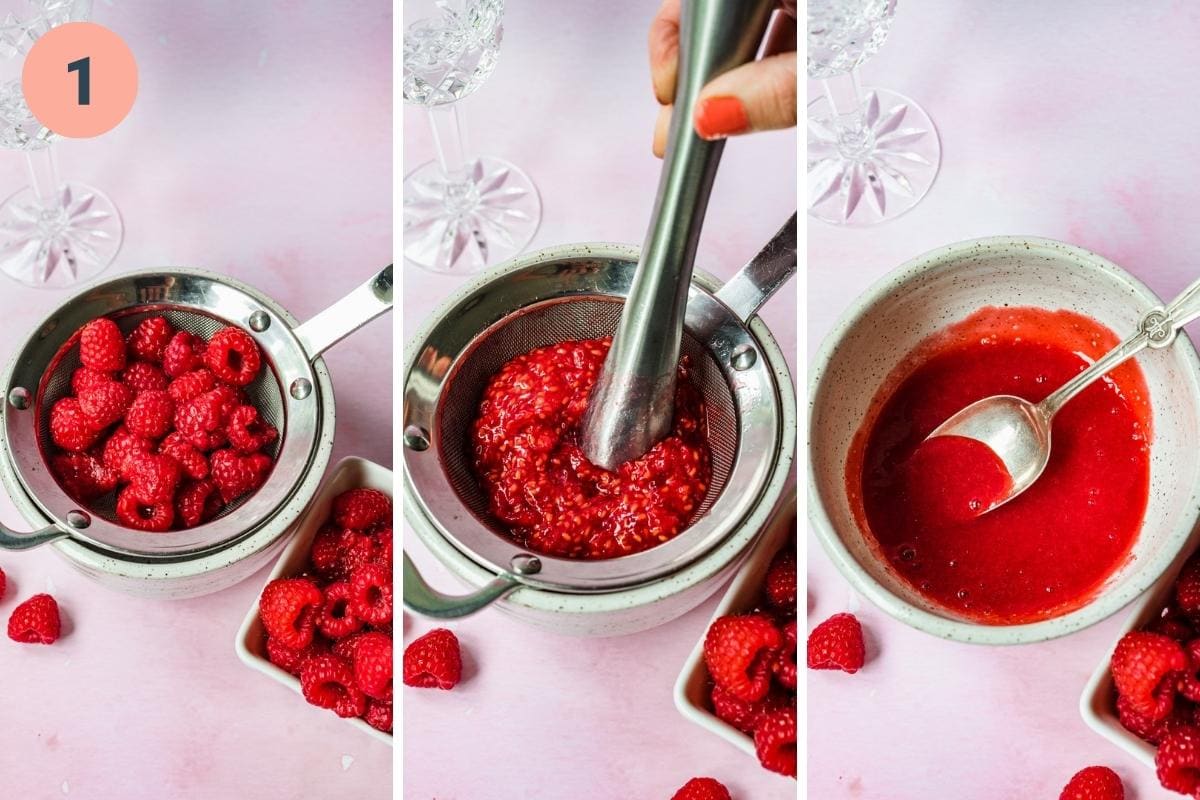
(809, 236), (1200, 644)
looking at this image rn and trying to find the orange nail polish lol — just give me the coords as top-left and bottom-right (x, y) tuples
(694, 96), (749, 140)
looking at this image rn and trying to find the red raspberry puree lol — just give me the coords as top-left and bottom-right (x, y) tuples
(471, 337), (711, 559)
(847, 307), (1151, 624)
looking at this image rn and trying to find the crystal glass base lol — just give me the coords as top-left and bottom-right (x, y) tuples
(403, 154), (541, 274)
(0, 182), (123, 289)
(808, 87), (941, 226)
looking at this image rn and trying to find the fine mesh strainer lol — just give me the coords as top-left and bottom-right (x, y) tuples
(403, 215), (796, 617)
(0, 266), (392, 558)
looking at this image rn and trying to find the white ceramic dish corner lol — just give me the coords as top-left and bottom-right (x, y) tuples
(673, 482), (797, 761)
(235, 456), (394, 746)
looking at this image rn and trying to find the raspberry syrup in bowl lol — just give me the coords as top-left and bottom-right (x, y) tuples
(846, 307), (1151, 624)
(470, 337), (712, 560)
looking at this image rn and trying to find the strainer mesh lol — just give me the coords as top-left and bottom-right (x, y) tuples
(435, 297), (738, 534)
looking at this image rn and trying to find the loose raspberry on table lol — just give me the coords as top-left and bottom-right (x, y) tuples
(226, 405), (278, 454)
(774, 619), (797, 690)
(754, 706), (797, 778)
(703, 614), (782, 702)
(50, 397), (102, 452)
(765, 549), (797, 611)
(1157, 725), (1200, 796)
(167, 368), (217, 405)
(175, 478), (223, 529)
(51, 452), (119, 502)
(158, 432), (209, 480)
(1111, 631), (1187, 720)
(115, 485), (174, 532)
(77, 380), (133, 428)
(315, 580), (364, 641)
(125, 389), (174, 439)
(71, 366), (113, 395)
(120, 361), (169, 393)
(807, 612), (866, 674)
(669, 777), (732, 800)
(102, 425), (154, 477)
(210, 449), (272, 503)
(79, 318), (126, 371)
(348, 562), (392, 626)
(259, 577), (323, 650)
(0, 566), (6, 602)
(1059, 766), (1124, 800)
(403, 628), (462, 690)
(364, 699), (393, 733)
(126, 317), (174, 363)
(299, 653), (366, 718)
(204, 326), (262, 386)
(352, 631), (393, 701)
(7, 594), (61, 644)
(333, 488), (392, 531)
(162, 331), (206, 378)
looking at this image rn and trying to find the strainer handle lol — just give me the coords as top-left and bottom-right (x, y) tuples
(295, 265), (394, 360)
(0, 522), (69, 551)
(402, 551), (521, 618)
(714, 212), (798, 323)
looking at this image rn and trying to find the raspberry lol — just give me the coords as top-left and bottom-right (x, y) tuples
(670, 778), (731, 800)
(7, 594), (61, 644)
(124, 451), (182, 504)
(51, 452), (119, 502)
(310, 525), (379, 580)
(374, 527), (393, 570)
(77, 380), (133, 428)
(1059, 766), (1124, 800)
(1179, 557), (1200, 621)
(704, 614), (782, 702)
(265, 635), (327, 677)
(403, 628), (462, 690)
(807, 613), (866, 674)
(79, 318), (126, 371)
(162, 331), (206, 378)
(352, 631), (393, 701)
(765, 548), (797, 611)
(753, 706), (797, 778)
(774, 619), (797, 690)
(174, 388), (234, 451)
(204, 326), (262, 386)
(710, 684), (787, 735)
(158, 432), (209, 480)
(333, 488), (392, 530)
(1111, 631), (1187, 720)
(120, 361), (169, 393)
(1116, 694), (1189, 745)
(210, 449), (272, 503)
(50, 397), (102, 452)
(364, 699), (393, 733)
(0, 566), (5, 602)
(1157, 725), (1200, 796)
(226, 405), (278, 453)
(115, 485), (174, 532)
(331, 632), (368, 661)
(259, 577), (323, 650)
(348, 562), (392, 626)
(1151, 613), (1195, 642)
(167, 368), (217, 404)
(71, 366), (113, 395)
(125, 389), (174, 439)
(175, 479), (223, 528)
(126, 317), (174, 363)
(102, 425), (154, 476)
(299, 654), (366, 718)
(315, 581), (364, 640)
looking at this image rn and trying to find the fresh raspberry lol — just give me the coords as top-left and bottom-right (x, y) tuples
(704, 614), (782, 702)
(158, 432), (209, 480)
(669, 778), (732, 800)
(7, 594), (61, 645)
(774, 619), (797, 690)
(348, 562), (392, 626)
(315, 581), (364, 640)
(1059, 766), (1124, 800)
(265, 635), (328, 676)
(49, 398), (102, 452)
(167, 368), (217, 404)
(120, 361), (169, 393)
(710, 684), (787, 735)
(51, 452), (119, 502)
(162, 331), (206, 378)
(174, 388), (235, 450)
(403, 628), (462, 690)
(203, 326), (262, 386)
(765, 548), (797, 611)
(259, 577), (323, 650)
(79, 318), (126, 371)
(0, 567), (6, 602)
(753, 706), (797, 778)
(331, 632), (368, 662)
(1179, 558), (1200, 621)
(310, 525), (379, 580)
(115, 485), (174, 532)
(807, 612), (866, 674)
(1111, 631), (1187, 720)
(299, 654), (366, 718)
(77, 380), (133, 428)
(124, 451), (182, 504)
(364, 699), (393, 733)
(210, 449), (272, 503)
(102, 425), (154, 476)
(71, 366), (113, 395)
(1157, 725), (1200, 796)
(1116, 694), (1190, 745)
(333, 488), (392, 530)
(126, 317), (174, 363)
(226, 405), (278, 453)
(125, 389), (174, 439)
(175, 479), (223, 528)
(352, 631), (393, 701)
(1151, 613), (1195, 643)
(374, 527), (393, 570)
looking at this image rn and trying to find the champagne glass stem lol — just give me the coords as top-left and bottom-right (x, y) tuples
(426, 103), (476, 204)
(820, 67), (872, 156)
(25, 145), (61, 208)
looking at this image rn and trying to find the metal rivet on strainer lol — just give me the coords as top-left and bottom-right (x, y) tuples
(248, 311), (271, 332)
(7, 387), (30, 410)
(731, 344), (757, 371)
(66, 510), (91, 529)
(290, 377), (312, 399)
(403, 425), (430, 451)
(511, 554), (542, 575)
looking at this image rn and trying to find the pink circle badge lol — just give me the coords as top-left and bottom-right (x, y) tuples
(22, 22), (137, 139)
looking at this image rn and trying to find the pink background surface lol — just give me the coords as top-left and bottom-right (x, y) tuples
(0, 3), (392, 798)
(807, 3), (1200, 799)
(401, 1), (796, 798)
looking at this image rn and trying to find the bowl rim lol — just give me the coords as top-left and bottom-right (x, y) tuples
(807, 234), (1200, 645)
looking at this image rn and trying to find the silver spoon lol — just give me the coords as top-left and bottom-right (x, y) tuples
(927, 277), (1200, 513)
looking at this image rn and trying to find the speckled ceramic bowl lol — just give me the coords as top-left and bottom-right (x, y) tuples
(809, 236), (1200, 644)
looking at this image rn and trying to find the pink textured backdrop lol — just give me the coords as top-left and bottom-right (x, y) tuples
(0, 2), (391, 797)
(401, 1), (796, 798)
(807, 2), (1200, 799)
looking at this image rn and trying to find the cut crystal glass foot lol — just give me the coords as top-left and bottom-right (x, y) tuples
(808, 87), (941, 226)
(403, 155), (542, 274)
(0, 182), (123, 289)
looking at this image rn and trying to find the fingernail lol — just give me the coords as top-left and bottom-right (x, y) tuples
(694, 96), (749, 140)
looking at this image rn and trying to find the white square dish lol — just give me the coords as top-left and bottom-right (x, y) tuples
(235, 456), (394, 746)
